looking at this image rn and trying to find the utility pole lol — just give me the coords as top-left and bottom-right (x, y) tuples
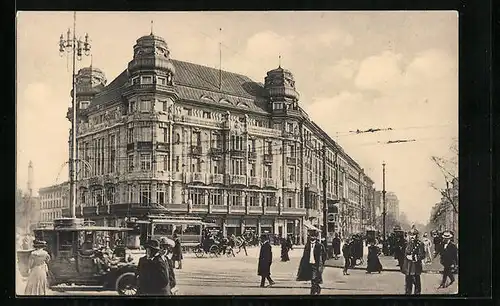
(322, 145), (328, 240)
(382, 162), (387, 240)
(59, 12), (92, 219)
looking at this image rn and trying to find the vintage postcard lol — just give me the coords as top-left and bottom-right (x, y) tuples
(16, 11), (458, 296)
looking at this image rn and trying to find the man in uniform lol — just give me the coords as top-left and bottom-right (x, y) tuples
(401, 228), (426, 295)
(136, 239), (171, 296)
(437, 231), (458, 289)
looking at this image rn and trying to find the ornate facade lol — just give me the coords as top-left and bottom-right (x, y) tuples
(59, 33), (375, 241)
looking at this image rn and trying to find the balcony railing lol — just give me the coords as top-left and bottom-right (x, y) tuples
(209, 147), (223, 157)
(264, 178), (277, 188)
(247, 206), (263, 214)
(229, 205), (245, 213)
(264, 154), (273, 163)
(168, 203), (189, 212)
(248, 151), (257, 160)
(264, 206), (279, 215)
(156, 142), (169, 152)
(191, 205), (208, 213)
(191, 172), (206, 184)
(210, 205), (227, 213)
(286, 157), (297, 165)
(137, 141), (153, 151)
(248, 177), (261, 187)
(281, 207), (306, 216)
(230, 149), (245, 158)
(230, 174), (247, 186)
(191, 145), (203, 156)
(210, 173), (224, 184)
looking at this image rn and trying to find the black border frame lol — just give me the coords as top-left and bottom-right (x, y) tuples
(4, 0), (493, 304)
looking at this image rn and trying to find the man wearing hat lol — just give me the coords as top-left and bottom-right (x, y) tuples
(296, 231), (327, 295)
(136, 239), (171, 295)
(159, 237), (178, 294)
(401, 228), (426, 295)
(437, 231), (458, 289)
(257, 233), (275, 287)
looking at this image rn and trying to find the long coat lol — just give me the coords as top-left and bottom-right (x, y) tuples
(172, 238), (183, 261)
(137, 254), (171, 295)
(366, 245), (383, 273)
(401, 240), (426, 276)
(296, 241), (326, 282)
(332, 237), (341, 255)
(439, 242), (458, 268)
(257, 241), (272, 277)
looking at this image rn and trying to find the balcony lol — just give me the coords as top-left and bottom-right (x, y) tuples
(191, 205), (208, 213)
(247, 206), (263, 215)
(284, 180), (296, 189)
(229, 205), (245, 214)
(156, 142), (169, 152)
(248, 151), (257, 161)
(281, 207), (306, 216)
(286, 157), (297, 165)
(263, 178), (277, 188)
(230, 174), (247, 186)
(264, 206), (279, 215)
(191, 145), (203, 156)
(248, 177), (261, 187)
(168, 203), (189, 212)
(210, 173), (224, 184)
(126, 143), (134, 151)
(209, 147), (223, 159)
(230, 149), (245, 158)
(191, 172), (206, 184)
(137, 141), (153, 151)
(210, 205), (227, 213)
(264, 154), (273, 163)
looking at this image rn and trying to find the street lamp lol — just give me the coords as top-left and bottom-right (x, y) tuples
(59, 12), (92, 219)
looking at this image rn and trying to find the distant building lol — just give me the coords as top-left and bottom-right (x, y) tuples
(39, 182), (70, 222)
(385, 192), (400, 220)
(430, 178), (458, 238)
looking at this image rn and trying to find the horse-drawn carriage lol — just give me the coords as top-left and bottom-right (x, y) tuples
(17, 218), (139, 295)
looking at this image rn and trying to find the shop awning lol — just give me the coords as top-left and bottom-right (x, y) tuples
(303, 222), (322, 232)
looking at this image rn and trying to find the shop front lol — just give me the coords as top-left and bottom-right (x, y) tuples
(225, 218), (241, 236)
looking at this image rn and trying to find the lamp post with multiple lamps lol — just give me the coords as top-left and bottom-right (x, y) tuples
(58, 12), (92, 219)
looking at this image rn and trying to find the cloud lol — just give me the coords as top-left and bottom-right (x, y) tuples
(354, 51), (404, 92)
(325, 59), (359, 80)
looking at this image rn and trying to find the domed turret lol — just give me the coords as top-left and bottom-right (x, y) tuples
(73, 66), (107, 111)
(127, 33), (175, 84)
(264, 66), (300, 102)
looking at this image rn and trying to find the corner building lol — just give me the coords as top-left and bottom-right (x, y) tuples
(63, 33), (374, 243)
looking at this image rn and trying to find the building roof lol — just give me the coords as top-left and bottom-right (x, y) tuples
(89, 59), (267, 112)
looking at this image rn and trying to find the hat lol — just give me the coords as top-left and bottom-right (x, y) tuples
(409, 228), (419, 236)
(33, 240), (47, 248)
(145, 239), (161, 251)
(159, 236), (175, 248)
(442, 231), (453, 239)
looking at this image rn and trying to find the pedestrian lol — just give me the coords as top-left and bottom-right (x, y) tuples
(280, 235), (292, 262)
(24, 240), (50, 295)
(172, 233), (183, 269)
(401, 228), (426, 295)
(422, 233), (433, 263)
(257, 233), (275, 288)
(159, 237), (178, 295)
(236, 236), (248, 256)
(296, 231), (326, 295)
(432, 230), (443, 257)
(136, 239), (171, 296)
(437, 231), (458, 289)
(332, 233), (341, 260)
(366, 241), (383, 274)
(342, 238), (352, 275)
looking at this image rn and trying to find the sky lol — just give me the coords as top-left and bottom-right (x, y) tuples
(16, 11), (458, 224)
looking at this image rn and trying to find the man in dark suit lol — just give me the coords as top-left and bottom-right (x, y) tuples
(296, 231), (327, 295)
(401, 228), (426, 295)
(136, 239), (171, 296)
(437, 231), (458, 289)
(257, 234), (275, 287)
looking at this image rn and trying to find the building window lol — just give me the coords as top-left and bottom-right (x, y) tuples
(248, 193), (258, 206)
(157, 184), (166, 205)
(128, 154), (134, 172)
(140, 184), (150, 205)
(139, 126), (152, 141)
(192, 131), (201, 146)
(106, 187), (115, 204)
(231, 135), (243, 150)
(139, 100), (152, 113)
(128, 128), (134, 143)
(210, 190), (222, 206)
(128, 185), (135, 203)
(231, 159), (244, 175)
(229, 191), (241, 206)
(175, 156), (180, 172)
(213, 159), (222, 174)
(287, 198), (293, 208)
(157, 77), (166, 85)
(159, 128), (169, 143)
(129, 101), (136, 113)
(140, 153), (152, 171)
(250, 163), (256, 177)
(94, 189), (103, 206)
(157, 154), (169, 171)
(189, 189), (205, 205)
(288, 167), (295, 182)
(264, 195), (274, 207)
(264, 165), (272, 178)
(191, 158), (202, 172)
(141, 76), (153, 84)
(109, 134), (116, 174)
(132, 77), (139, 85)
(80, 100), (90, 110)
(212, 133), (222, 149)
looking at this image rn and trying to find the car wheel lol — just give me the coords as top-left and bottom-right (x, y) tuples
(194, 247), (204, 258)
(209, 245), (219, 258)
(115, 272), (138, 296)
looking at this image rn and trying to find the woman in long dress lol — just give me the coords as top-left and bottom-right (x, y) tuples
(24, 240), (50, 295)
(366, 241), (383, 274)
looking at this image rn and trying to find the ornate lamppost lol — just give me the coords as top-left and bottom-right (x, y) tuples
(58, 12), (92, 219)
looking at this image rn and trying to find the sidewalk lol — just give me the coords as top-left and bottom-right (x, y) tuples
(325, 255), (445, 274)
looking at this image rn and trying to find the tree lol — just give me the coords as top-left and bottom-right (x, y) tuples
(430, 138), (458, 214)
(15, 189), (36, 234)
